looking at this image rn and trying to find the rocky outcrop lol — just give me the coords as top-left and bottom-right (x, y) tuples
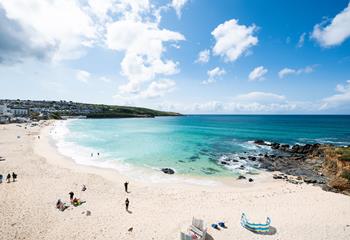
(253, 140), (350, 195)
(161, 168), (175, 174)
(322, 147), (350, 194)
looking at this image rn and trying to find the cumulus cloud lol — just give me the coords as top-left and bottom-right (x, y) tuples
(202, 67), (226, 84)
(0, 0), (96, 62)
(278, 65), (314, 79)
(171, 0), (188, 18)
(196, 49), (210, 63)
(248, 66), (268, 81)
(312, 3), (350, 47)
(320, 80), (350, 110)
(211, 19), (258, 62)
(76, 70), (91, 83)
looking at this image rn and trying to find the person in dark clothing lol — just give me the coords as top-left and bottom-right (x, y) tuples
(12, 172), (17, 182)
(124, 182), (129, 193)
(69, 192), (74, 202)
(125, 198), (129, 211)
(6, 173), (11, 183)
(0, 174), (3, 183)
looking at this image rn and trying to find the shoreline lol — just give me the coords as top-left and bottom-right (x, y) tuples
(1, 121), (350, 239)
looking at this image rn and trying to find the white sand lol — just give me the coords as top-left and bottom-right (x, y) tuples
(0, 121), (349, 240)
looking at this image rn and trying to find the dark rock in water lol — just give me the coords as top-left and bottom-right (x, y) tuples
(239, 156), (246, 160)
(248, 178), (254, 182)
(258, 153), (263, 156)
(178, 160), (185, 163)
(161, 168), (175, 174)
(237, 175), (246, 180)
(271, 142), (280, 149)
(254, 140), (266, 145)
(248, 156), (256, 161)
(280, 144), (290, 151)
(220, 161), (229, 165)
(239, 165), (245, 170)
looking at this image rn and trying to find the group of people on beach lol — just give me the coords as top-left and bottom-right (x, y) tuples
(0, 172), (17, 183)
(56, 185), (86, 211)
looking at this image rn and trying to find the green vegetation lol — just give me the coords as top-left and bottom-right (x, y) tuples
(335, 147), (350, 161)
(49, 112), (62, 120)
(341, 170), (350, 181)
(85, 104), (181, 118)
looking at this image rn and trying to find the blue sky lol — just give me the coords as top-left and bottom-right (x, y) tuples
(0, 0), (350, 113)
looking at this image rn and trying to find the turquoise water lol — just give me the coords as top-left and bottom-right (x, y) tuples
(61, 115), (350, 176)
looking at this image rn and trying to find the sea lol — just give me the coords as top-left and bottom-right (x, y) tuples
(51, 115), (350, 179)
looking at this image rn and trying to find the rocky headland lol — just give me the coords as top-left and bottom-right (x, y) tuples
(251, 140), (350, 195)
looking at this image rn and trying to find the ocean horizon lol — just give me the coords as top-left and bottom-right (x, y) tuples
(51, 115), (350, 178)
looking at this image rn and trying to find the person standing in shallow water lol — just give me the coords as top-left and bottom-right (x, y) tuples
(124, 182), (129, 193)
(125, 198), (129, 211)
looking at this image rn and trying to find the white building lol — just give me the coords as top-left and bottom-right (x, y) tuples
(10, 108), (29, 117)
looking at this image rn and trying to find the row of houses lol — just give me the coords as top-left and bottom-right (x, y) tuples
(0, 104), (29, 124)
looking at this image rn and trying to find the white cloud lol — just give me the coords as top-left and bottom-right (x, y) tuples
(202, 67), (226, 84)
(171, 0), (188, 18)
(106, 16), (184, 95)
(196, 49), (210, 63)
(312, 3), (350, 47)
(211, 19), (258, 62)
(234, 91), (286, 104)
(297, 32), (306, 48)
(140, 79), (176, 98)
(278, 65), (315, 79)
(0, 0), (97, 61)
(76, 70), (91, 83)
(320, 80), (350, 109)
(248, 66), (268, 81)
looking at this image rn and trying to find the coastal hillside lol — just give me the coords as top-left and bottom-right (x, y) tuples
(0, 99), (182, 119)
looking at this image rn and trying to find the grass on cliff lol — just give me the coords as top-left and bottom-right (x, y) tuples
(335, 147), (350, 161)
(341, 171), (350, 181)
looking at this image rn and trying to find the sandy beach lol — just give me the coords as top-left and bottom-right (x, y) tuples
(0, 121), (349, 240)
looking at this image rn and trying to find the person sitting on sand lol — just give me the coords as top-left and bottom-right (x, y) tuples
(6, 173), (11, 183)
(72, 197), (86, 207)
(12, 172), (17, 182)
(82, 185), (87, 191)
(56, 199), (68, 211)
(69, 192), (74, 202)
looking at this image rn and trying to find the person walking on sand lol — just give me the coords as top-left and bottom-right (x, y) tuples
(125, 198), (129, 211)
(0, 174), (3, 183)
(6, 173), (11, 183)
(12, 172), (17, 182)
(124, 182), (129, 193)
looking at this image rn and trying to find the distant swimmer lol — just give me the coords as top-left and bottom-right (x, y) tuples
(97, 152), (100, 156)
(91, 153), (93, 157)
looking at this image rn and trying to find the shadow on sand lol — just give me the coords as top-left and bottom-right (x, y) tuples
(247, 226), (277, 235)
